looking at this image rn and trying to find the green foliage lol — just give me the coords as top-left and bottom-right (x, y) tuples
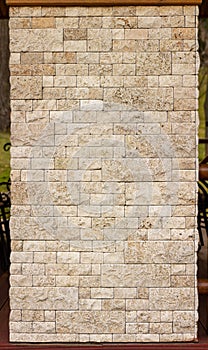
(198, 66), (208, 162)
(0, 132), (10, 189)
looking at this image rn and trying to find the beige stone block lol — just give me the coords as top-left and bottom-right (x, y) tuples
(106, 17), (137, 29)
(79, 334), (90, 342)
(88, 39), (112, 52)
(51, 52), (76, 64)
(173, 311), (195, 333)
(91, 288), (114, 299)
(137, 53), (171, 75)
(112, 29), (124, 39)
(125, 241), (193, 264)
(171, 275), (195, 288)
(150, 322), (172, 334)
(90, 334), (113, 342)
(11, 240), (23, 252)
(183, 75), (197, 87)
(101, 264), (170, 287)
(32, 17), (55, 29)
(160, 39), (183, 52)
(79, 299), (101, 310)
(10, 287), (78, 310)
(13, 6), (41, 17)
(161, 311), (173, 322)
(34, 252), (56, 264)
(137, 16), (161, 28)
(33, 100), (56, 111)
(56, 17), (78, 29)
(10, 263), (22, 275)
(125, 29), (148, 39)
(57, 252), (80, 264)
(113, 334), (136, 342)
(10, 18), (31, 29)
(77, 76), (100, 88)
(183, 40), (197, 52)
(113, 64), (135, 76)
(41, 7), (66, 16)
(10, 321), (32, 333)
(81, 252), (103, 264)
(56, 311), (125, 334)
(10, 333), (79, 342)
(79, 276), (100, 287)
(23, 241), (45, 252)
(10, 53), (21, 65)
(56, 64), (88, 76)
(126, 323), (149, 334)
(43, 76), (53, 87)
(100, 53), (122, 64)
(43, 87), (65, 100)
(70, 240), (92, 252)
(79, 17), (102, 28)
(64, 40), (87, 52)
(79, 287), (91, 299)
(10, 29), (63, 52)
(159, 75), (182, 87)
(10, 310), (22, 322)
(148, 28), (171, 39)
(64, 29), (87, 40)
(136, 6), (160, 16)
(56, 276), (79, 287)
(137, 287), (149, 299)
(174, 98), (197, 111)
(172, 28), (196, 40)
(33, 322), (55, 333)
(22, 263), (45, 276)
(32, 276), (56, 287)
(148, 229), (170, 241)
(159, 333), (195, 342)
(10, 76), (42, 100)
(45, 311), (55, 322)
(10, 275), (32, 287)
(54, 76), (76, 87)
(126, 299), (149, 311)
(137, 311), (160, 323)
(104, 88), (173, 111)
(10, 170), (21, 182)
(46, 241), (69, 252)
(102, 299), (125, 311)
(77, 53), (99, 64)
(174, 87), (196, 99)
(185, 16), (196, 27)
(150, 288), (194, 310)
(22, 310), (44, 322)
(103, 252), (124, 264)
(10, 252), (33, 263)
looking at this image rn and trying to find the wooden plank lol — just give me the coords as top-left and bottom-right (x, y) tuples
(0, 0), (9, 18)
(198, 278), (208, 295)
(6, 0), (202, 6)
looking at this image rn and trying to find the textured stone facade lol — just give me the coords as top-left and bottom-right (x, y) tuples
(9, 5), (199, 343)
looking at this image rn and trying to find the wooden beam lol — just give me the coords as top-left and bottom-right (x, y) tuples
(6, 0), (202, 6)
(0, 0), (9, 18)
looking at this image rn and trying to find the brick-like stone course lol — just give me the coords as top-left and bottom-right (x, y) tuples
(9, 4), (198, 343)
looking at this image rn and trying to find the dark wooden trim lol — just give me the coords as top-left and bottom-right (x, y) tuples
(6, 0), (202, 6)
(0, 0), (9, 18)
(198, 278), (208, 295)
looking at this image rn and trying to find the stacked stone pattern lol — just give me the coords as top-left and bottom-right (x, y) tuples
(9, 5), (198, 343)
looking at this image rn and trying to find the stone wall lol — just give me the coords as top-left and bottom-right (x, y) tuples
(9, 5), (199, 343)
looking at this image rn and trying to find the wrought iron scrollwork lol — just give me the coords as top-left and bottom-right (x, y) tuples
(0, 143), (11, 274)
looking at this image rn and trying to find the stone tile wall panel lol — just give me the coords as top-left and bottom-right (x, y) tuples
(9, 4), (198, 343)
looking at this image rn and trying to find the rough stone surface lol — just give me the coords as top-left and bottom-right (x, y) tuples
(9, 4), (198, 343)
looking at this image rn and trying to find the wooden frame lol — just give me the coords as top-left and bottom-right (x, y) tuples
(6, 0), (202, 6)
(0, 0), (9, 18)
